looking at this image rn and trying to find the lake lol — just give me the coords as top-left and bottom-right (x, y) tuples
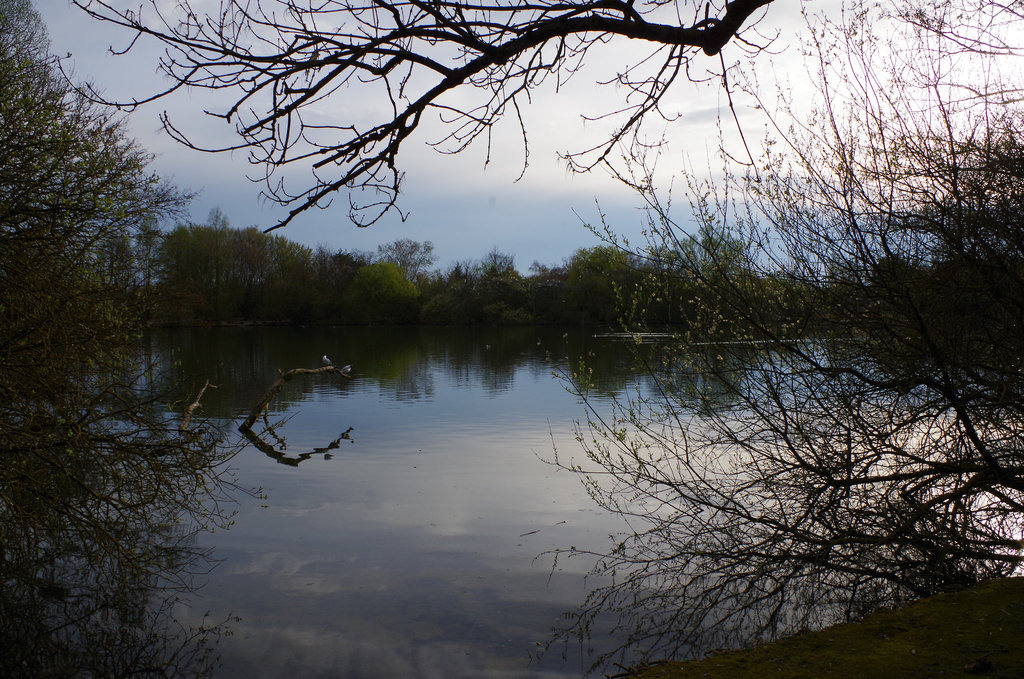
(149, 325), (648, 679)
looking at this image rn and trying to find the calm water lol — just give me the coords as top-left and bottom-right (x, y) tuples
(149, 326), (646, 679)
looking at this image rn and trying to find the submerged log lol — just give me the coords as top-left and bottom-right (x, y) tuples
(239, 364), (351, 432)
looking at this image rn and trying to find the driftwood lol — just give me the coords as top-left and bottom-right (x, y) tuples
(239, 364), (351, 431)
(179, 379), (216, 433)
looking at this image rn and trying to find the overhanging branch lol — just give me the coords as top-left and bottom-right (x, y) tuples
(70, 0), (776, 228)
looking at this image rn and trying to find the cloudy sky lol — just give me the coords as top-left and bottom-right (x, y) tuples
(38, 1), (808, 271)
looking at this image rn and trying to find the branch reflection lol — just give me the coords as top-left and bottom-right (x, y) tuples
(1, 388), (241, 678)
(240, 422), (354, 466)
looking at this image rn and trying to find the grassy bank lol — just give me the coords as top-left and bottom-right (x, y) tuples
(630, 577), (1024, 679)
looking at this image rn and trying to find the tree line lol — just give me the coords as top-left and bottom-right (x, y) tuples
(144, 212), (791, 327)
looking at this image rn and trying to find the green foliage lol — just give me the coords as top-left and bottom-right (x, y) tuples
(156, 221), (236, 319)
(566, 245), (641, 324)
(154, 218), (314, 322)
(0, 0), (185, 398)
(345, 261), (421, 323)
(0, 4), (234, 676)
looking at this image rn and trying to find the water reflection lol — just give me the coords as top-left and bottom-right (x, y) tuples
(241, 423), (354, 466)
(139, 326), (643, 678)
(148, 326), (646, 416)
(0, 388), (239, 678)
(552, 333), (1024, 671)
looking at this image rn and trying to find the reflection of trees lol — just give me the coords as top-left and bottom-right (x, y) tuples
(552, 5), (1024, 672)
(151, 326), (650, 413)
(241, 423), (354, 466)
(1, 508), (225, 678)
(0, 373), (239, 678)
(557, 342), (1024, 667)
(0, 3), (240, 674)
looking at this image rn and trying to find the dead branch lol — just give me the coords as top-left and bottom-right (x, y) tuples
(179, 379), (216, 433)
(239, 364), (351, 431)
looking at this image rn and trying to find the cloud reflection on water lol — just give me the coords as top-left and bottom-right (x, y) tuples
(156, 327), (633, 678)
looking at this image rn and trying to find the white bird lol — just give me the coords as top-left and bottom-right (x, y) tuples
(322, 354), (332, 366)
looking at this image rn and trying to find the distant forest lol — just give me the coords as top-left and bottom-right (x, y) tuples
(133, 208), (745, 327)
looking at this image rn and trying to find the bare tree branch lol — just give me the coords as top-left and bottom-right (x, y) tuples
(239, 363), (352, 430)
(546, 2), (1024, 667)
(179, 379), (216, 434)
(70, 0), (775, 228)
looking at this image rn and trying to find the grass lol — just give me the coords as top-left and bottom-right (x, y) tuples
(628, 577), (1024, 679)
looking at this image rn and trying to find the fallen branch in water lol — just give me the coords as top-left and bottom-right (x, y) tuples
(180, 379), (217, 434)
(239, 364), (351, 431)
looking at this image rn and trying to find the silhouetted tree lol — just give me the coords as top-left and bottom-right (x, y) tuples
(554, 1), (1024, 667)
(376, 238), (437, 282)
(566, 245), (636, 323)
(0, 4), (236, 675)
(71, 0), (775, 228)
(156, 219), (238, 320)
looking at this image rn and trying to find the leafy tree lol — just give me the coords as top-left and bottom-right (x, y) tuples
(1, 0), (44, 57)
(263, 235), (315, 322)
(478, 247), (517, 278)
(1, 0), (184, 394)
(345, 261), (421, 323)
(418, 261), (480, 324)
(156, 216), (317, 321)
(566, 245), (636, 323)
(554, 1), (1024, 667)
(134, 217), (162, 292)
(73, 0), (775, 227)
(525, 260), (571, 323)
(233, 226), (274, 318)
(155, 219), (238, 320)
(310, 247), (371, 319)
(0, 2), (235, 675)
(475, 248), (531, 323)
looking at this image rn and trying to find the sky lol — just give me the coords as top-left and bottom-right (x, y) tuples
(37, 1), (809, 272)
